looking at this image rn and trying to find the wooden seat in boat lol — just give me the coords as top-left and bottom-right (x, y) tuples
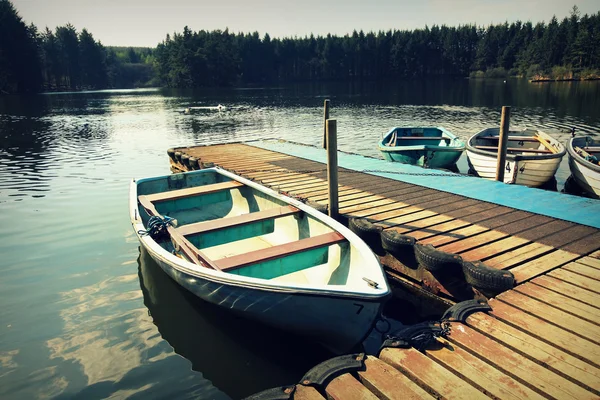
(145, 180), (243, 202)
(474, 145), (552, 154)
(138, 195), (222, 271)
(214, 232), (346, 272)
(396, 136), (451, 140)
(485, 136), (539, 142)
(178, 205), (300, 236)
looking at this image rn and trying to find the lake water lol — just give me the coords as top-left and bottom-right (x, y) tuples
(1, 79), (599, 399)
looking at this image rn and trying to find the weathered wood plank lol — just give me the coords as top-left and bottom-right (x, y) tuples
(532, 275), (600, 308)
(563, 262), (600, 281)
(510, 250), (580, 283)
(448, 322), (598, 399)
(484, 242), (554, 269)
(456, 235), (529, 261)
(467, 312), (600, 392)
(379, 348), (488, 400)
(548, 269), (600, 294)
(357, 356), (434, 400)
(489, 300), (600, 364)
(428, 337), (547, 400)
(294, 385), (326, 400)
(497, 291), (600, 343)
(577, 256), (600, 270)
(387, 214), (455, 234)
(436, 230), (507, 253)
(419, 224), (490, 247)
(325, 373), (378, 400)
(408, 219), (472, 241)
(513, 282), (600, 322)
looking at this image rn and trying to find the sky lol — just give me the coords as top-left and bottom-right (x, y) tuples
(12, 0), (600, 47)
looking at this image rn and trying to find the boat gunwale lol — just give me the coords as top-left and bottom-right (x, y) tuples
(466, 128), (566, 161)
(567, 136), (600, 174)
(130, 168), (390, 300)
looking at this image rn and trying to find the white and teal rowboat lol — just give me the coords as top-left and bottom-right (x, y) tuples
(129, 167), (390, 353)
(378, 127), (465, 168)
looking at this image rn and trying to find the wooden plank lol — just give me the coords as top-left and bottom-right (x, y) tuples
(420, 224), (490, 247)
(377, 210), (439, 229)
(348, 202), (410, 218)
(497, 291), (600, 343)
(138, 195), (221, 271)
(532, 275), (600, 308)
(511, 250), (580, 283)
(489, 300), (600, 365)
(590, 250), (600, 259)
(484, 242), (554, 269)
(357, 356), (434, 400)
(379, 348), (488, 400)
(214, 232), (345, 271)
(385, 214), (455, 235)
(294, 385), (326, 400)
(448, 322), (598, 399)
(514, 282), (600, 322)
(341, 199), (396, 214)
(563, 262), (600, 280)
(145, 180), (243, 202)
(427, 337), (546, 400)
(408, 219), (471, 241)
(578, 256), (600, 270)
(467, 312), (600, 391)
(548, 269), (600, 294)
(457, 235), (529, 261)
(436, 230), (506, 253)
(178, 205), (300, 236)
(325, 373), (378, 400)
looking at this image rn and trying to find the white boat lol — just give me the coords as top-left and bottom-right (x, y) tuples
(466, 128), (566, 187)
(129, 167), (390, 354)
(567, 136), (600, 198)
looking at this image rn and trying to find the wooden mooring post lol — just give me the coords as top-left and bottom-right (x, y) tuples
(495, 106), (511, 182)
(326, 119), (339, 219)
(322, 99), (330, 149)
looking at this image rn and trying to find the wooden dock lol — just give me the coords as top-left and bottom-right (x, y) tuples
(169, 141), (600, 399)
(249, 247), (600, 399)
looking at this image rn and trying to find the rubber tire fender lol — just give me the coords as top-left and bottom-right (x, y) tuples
(462, 260), (515, 293)
(415, 243), (462, 272)
(348, 218), (384, 255)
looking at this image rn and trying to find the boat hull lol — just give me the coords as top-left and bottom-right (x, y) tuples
(140, 238), (383, 354)
(466, 128), (565, 187)
(466, 149), (563, 186)
(567, 137), (600, 198)
(378, 126), (465, 169)
(382, 147), (463, 168)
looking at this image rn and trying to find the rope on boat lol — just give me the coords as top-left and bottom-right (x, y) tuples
(138, 215), (175, 239)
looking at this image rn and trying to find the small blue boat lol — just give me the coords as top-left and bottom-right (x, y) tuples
(378, 127), (465, 168)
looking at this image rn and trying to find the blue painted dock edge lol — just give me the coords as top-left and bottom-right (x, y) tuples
(250, 140), (600, 229)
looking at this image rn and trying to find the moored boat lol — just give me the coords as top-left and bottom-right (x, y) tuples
(378, 126), (465, 168)
(130, 167), (390, 354)
(567, 136), (600, 198)
(466, 128), (566, 187)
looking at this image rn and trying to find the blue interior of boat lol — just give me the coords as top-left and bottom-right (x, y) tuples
(137, 169), (350, 280)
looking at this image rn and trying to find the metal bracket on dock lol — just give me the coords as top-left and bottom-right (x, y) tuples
(441, 299), (492, 323)
(244, 386), (296, 400)
(299, 353), (366, 387)
(379, 321), (451, 353)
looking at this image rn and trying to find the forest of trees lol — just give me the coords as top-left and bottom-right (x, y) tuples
(0, 0), (155, 93)
(154, 6), (599, 87)
(1, 0), (599, 94)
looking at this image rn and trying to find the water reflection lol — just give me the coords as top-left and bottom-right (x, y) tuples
(137, 246), (332, 399)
